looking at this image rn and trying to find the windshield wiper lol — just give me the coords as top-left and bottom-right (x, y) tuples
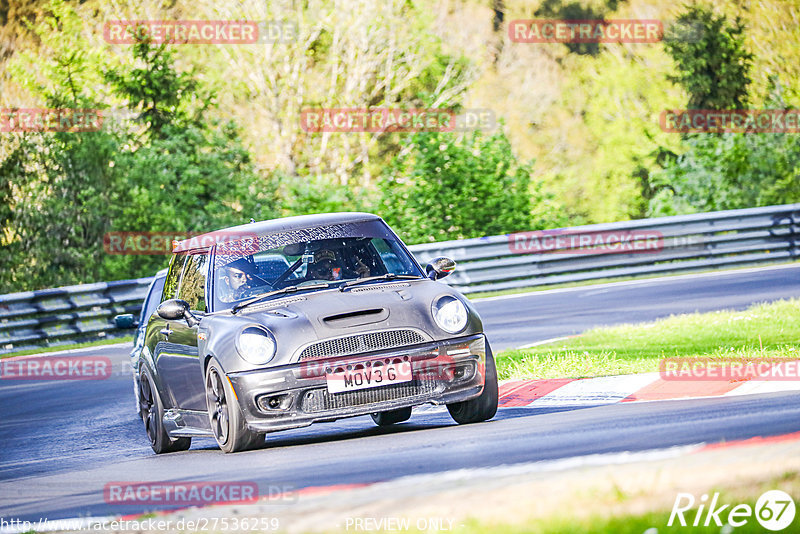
(232, 283), (331, 314)
(339, 273), (422, 291)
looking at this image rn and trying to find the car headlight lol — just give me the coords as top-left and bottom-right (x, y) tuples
(236, 326), (276, 365)
(432, 296), (468, 334)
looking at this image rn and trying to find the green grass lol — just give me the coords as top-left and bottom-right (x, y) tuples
(322, 472), (800, 534)
(0, 335), (133, 359)
(496, 298), (800, 380)
(470, 470), (800, 533)
(454, 497), (796, 534)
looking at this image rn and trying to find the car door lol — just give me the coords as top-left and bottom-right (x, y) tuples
(132, 274), (167, 359)
(155, 251), (209, 411)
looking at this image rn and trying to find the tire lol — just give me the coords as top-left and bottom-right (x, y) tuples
(205, 359), (263, 453)
(371, 407), (412, 426)
(447, 344), (499, 425)
(139, 369), (192, 454)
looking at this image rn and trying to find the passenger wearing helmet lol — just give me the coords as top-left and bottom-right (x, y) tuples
(308, 249), (341, 281)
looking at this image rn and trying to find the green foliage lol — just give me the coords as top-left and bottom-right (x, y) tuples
(651, 5), (798, 216)
(0, 1), (275, 292)
(275, 173), (369, 217)
(104, 40), (208, 138)
(0, 0), (119, 291)
(551, 45), (684, 222)
(379, 129), (565, 244)
(664, 3), (753, 110)
(101, 121), (275, 281)
(534, 0), (624, 56)
(648, 130), (800, 216)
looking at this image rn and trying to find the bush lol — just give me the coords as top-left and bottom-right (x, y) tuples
(379, 129), (565, 243)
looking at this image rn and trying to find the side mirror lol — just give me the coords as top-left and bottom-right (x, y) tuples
(157, 299), (201, 327)
(113, 314), (137, 329)
(157, 299), (190, 320)
(426, 257), (456, 280)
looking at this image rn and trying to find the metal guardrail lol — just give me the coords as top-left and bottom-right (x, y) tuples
(0, 278), (153, 354)
(1, 203), (798, 354)
(411, 203), (800, 294)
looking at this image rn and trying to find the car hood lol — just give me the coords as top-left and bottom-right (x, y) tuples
(199, 279), (482, 372)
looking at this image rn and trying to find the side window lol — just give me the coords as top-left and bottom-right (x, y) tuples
(178, 253), (208, 312)
(371, 238), (414, 274)
(162, 254), (186, 303)
(140, 276), (167, 325)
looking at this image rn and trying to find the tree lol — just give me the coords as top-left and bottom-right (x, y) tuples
(0, 0), (119, 291)
(649, 5), (799, 215)
(664, 3), (753, 110)
(379, 129), (565, 244)
(648, 125), (800, 215)
(0, 1), (276, 291)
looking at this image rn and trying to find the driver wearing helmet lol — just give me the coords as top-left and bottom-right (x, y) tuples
(219, 257), (261, 302)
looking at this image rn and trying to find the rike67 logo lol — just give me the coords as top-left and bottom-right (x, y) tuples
(669, 490), (796, 531)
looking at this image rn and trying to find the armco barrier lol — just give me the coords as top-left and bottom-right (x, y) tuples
(410, 203), (800, 294)
(1, 204), (798, 354)
(0, 278), (153, 354)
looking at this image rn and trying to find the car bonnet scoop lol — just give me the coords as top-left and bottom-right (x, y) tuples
(322, 308), (388, 327)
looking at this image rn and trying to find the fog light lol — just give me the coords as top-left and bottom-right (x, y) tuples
(257, 393), (291, 412)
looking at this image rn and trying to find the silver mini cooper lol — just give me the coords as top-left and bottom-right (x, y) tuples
(138, 213), (498, 453)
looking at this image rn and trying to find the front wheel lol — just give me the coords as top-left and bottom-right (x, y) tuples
(205, 359), (263, 453)
(447, 344), (499, 425)
(139, 369), (191, 454)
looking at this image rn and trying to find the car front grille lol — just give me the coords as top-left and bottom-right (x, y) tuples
(298, 329), (427, 361)
(300, 378), (438, 413)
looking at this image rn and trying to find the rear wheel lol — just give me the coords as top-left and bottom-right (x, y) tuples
(139, 369), (191, 454)
(371, 407), (412, 426)
(447, 344), (499, 425)
(205, 359), (263, 453)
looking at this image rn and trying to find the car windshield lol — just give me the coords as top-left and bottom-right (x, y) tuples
(211, 220), (423, 310)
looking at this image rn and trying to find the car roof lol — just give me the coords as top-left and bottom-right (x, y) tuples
(172, 212), (384, 254)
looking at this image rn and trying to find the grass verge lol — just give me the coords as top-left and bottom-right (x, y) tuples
(496, 298), (800, 380)
(455, 479), (799, 534)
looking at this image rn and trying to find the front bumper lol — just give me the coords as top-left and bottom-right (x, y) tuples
(228, 334), (486, 433)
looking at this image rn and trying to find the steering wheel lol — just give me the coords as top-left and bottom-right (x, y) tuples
(271, 257), (305, 289)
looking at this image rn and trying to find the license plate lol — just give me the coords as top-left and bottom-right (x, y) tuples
(326, 360), (413, 393)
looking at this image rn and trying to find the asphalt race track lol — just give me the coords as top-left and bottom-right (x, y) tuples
(1, 264), (799, 522)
